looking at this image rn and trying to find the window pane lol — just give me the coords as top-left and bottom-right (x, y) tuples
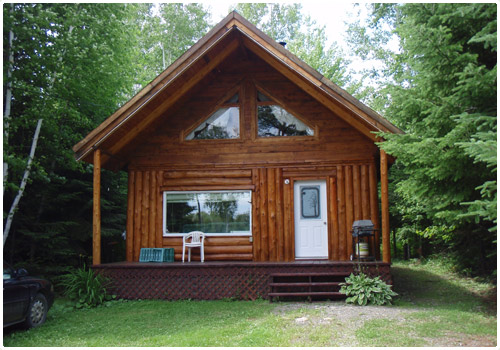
(258, 105), (314, 137)
(165, 191), (251, 234)
(186, 107), (240, 140)
(301, 186), (320, 219)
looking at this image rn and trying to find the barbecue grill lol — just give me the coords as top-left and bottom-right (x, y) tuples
(351, 220), (377, 261)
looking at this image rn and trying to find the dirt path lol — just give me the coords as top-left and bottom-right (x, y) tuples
(272, 302), (496, 347)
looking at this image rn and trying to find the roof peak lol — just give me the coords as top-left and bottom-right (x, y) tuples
(73, 11), (401, 169)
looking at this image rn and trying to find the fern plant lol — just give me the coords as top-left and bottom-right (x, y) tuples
(60, 265), (115, 308)
(339, 272), (398, 306)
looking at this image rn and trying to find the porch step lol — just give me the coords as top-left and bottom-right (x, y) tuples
(268, 272), (350, 302)
(271, 272), (350, 277)
(270, 282), (342, 288)
(269, 292), (344, 297)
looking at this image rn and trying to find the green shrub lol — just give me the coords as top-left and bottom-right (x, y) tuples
(60, 266), (115, 308)
(339, 273), (398, 306)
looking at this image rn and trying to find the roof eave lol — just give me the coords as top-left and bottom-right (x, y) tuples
(73, 12), (240, 162)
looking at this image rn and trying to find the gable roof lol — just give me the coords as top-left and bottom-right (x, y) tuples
(73, 11), (402, 170)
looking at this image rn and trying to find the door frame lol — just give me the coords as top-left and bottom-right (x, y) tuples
(293, 179), (329, 259)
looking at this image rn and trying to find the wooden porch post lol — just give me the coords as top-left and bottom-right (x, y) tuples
(93, 149), (101, 265)
(380, 149), (391, 263)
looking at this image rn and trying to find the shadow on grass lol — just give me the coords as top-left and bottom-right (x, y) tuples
(391, 263), (496, 315)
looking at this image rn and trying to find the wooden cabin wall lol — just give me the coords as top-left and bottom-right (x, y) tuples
(334, 163), (380, 260)
(126, 170), (163, 261)
(128, 52), (378, 168)
(251, 163), (380, 262)
(126, 162), (380, 262)
(125, 51), (382, 262)
(161, 169), (254, 261)
(126, 168), (255, 262)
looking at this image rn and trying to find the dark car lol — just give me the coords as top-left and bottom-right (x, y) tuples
(3, 265), (54, 328)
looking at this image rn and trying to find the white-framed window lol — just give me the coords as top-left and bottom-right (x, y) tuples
(163, 190), (252, 236)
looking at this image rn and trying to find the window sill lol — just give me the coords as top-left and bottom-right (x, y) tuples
(163, 233), (252, 237)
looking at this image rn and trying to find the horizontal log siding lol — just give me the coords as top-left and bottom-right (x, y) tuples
(128, 55), (378, 168)
(161, 169), (254, 261)
(162, 236), (253, 262)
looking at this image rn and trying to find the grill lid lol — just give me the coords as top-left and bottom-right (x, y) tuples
(352, 220), (374, 228)
(352, 220), (374, 236)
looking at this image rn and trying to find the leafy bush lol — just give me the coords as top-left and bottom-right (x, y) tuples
(60, 266), (115, 308)
(340, 273), (398, 306)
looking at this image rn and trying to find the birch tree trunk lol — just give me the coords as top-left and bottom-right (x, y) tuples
(3, 119), (43, 246)
(3, 19), (75, 246)
(4, 3), (15, 194)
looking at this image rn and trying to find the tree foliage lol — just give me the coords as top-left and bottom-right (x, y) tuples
(134, 3), (210, 83)
(2, 3), (211, 277)
(233, 3), (358, 93)
(348, 3), (496, 275)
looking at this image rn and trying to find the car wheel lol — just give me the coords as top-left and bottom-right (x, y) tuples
(24, 293), (48, 328)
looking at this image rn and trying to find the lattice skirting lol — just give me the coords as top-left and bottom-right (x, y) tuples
(93, 261), (391, 300)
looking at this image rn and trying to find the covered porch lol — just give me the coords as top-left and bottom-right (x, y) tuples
(90, 148), (393, 266)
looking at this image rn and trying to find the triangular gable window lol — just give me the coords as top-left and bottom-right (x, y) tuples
(257, 91), (314, 137)
(185, 94), (240, 140)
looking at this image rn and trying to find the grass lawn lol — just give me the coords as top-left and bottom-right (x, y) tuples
(3, 259), (496, 347)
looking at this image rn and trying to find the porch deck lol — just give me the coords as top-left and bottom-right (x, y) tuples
(93, 260), (391, 301)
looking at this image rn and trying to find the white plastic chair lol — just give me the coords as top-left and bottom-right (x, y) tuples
(182, 231), (205, 262)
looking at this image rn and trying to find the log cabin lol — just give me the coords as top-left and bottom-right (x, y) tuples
(73, 12), (402, 300)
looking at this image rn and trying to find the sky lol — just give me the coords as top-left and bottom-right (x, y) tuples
(202, 1), (378, 80)
(206, 1), (359, 48)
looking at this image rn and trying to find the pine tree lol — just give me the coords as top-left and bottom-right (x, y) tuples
(348, 3), (496, 274)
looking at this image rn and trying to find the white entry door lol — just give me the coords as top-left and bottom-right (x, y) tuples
(294, 180), (328, 259)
